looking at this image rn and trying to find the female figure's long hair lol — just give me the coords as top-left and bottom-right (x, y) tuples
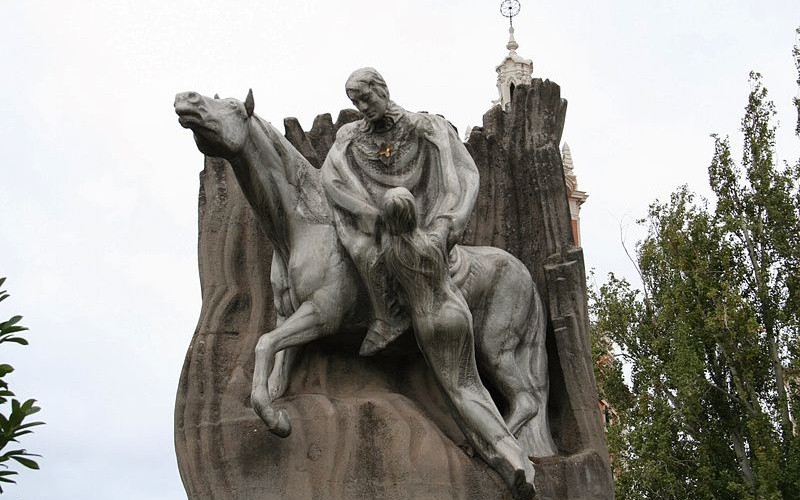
(379, 188), (446, 315)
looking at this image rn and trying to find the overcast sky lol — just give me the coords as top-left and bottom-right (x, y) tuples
(1, 1), (799, 498)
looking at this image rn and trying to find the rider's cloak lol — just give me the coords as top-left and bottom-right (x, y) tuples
(321, 107), (479, 273)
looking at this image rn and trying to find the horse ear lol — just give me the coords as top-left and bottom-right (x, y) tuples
(214, 93), (220, 99)
(244, 89), (255, 117)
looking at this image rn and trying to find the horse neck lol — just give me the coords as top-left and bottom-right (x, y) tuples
(228, 116), (315, 260)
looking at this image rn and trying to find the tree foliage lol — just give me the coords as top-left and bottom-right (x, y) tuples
(592, 33), (800, 499)
(0, 278), (43, 493)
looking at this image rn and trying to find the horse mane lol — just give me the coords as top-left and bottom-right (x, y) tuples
(251, 114), (333, 225)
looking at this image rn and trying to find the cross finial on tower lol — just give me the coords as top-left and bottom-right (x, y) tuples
(495, 0), (532, 110)
(500, 0), (521, 29)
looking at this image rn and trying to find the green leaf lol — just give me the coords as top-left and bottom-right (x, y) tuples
(1, 337), (29, 345)
(11, 456), (39, 470)
(0, 365), (13, 376)
(0, 327), (29, 337)
(0, 449), (25, 459)
(0, 316), (22, 329)
(16, 419), (44, 430)
(16, 421), (44, 430)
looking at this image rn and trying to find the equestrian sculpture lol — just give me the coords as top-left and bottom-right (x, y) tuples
(174, 69), (560, 499)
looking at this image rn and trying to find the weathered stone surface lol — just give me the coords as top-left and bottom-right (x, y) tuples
(461, 79), (611, 495)
(307, 113), (335, 165)
(283, 117), (321, 168)
(175, 79), (613, 499)
(334, 108), (361, 132)
(463, 80), (610, 466)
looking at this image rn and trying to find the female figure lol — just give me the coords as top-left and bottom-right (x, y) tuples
(379, 187), (536, 500)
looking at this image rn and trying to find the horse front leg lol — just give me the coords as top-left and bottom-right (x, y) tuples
(251, 301), (328, 437)
(267, 346), (298, 400)
(266, 251), (298, 402)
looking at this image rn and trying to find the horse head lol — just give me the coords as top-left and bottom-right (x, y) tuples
(175, 89), (256, 159)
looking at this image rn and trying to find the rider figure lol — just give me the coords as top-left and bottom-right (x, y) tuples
(321, 67), (479, 356)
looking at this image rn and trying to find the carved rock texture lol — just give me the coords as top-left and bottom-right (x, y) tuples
(175, 80), (613, 499)
(463, 80), (613, 496)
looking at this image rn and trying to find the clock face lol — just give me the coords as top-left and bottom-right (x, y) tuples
(500, 0), (521, 18)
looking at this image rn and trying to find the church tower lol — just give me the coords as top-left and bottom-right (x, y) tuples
(495, 26), (533, 110)
(561, 143), (588, 246)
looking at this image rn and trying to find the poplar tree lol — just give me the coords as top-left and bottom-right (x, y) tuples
(592, 31), (800, 499)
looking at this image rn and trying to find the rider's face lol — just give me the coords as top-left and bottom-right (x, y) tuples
(347, 86), (388, 122)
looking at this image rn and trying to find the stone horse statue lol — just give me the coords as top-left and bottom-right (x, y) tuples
(174, 89), (556, 495)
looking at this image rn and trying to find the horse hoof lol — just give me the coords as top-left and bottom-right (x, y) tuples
(359, 319), (407, 356)
(359, 338), (379, 357)
(270, 408), (292, 438)
(511, 467), (537, 500)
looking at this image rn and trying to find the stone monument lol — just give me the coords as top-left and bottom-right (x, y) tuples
(174, 66), (613, 498)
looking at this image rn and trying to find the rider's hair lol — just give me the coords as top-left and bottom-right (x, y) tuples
(345, 67), (390, 100)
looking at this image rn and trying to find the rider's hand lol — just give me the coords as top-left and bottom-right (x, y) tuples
(427, 219), (450, 255)
(427, 230), (447, 257)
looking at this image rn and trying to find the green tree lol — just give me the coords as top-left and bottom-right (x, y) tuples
(592, 33), (800, 499)
(0, 278), (43, 492)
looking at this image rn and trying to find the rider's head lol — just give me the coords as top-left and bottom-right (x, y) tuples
(345, 68), (390, 122)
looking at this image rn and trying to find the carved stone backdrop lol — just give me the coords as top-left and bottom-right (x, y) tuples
(175, 80), (613, 499)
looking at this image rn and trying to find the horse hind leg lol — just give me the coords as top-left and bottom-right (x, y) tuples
(251, 301), (328, 437)
(483, 346), (539, 436)
(474, 262), (539, 436)
(501, 359), (539, 435)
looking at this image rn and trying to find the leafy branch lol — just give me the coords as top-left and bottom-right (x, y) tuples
(0, 278), (43, 493)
